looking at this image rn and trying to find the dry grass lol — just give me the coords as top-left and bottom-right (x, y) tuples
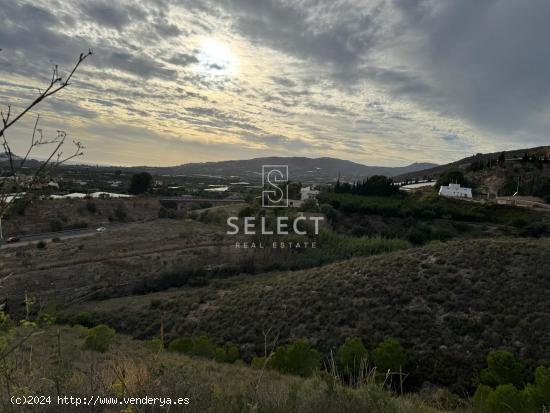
(0, 325), (468, 413)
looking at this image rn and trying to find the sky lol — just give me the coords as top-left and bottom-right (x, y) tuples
(1, 0), (550, 167)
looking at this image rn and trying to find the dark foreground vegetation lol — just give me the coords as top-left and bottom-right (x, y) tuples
(0, 321), (460, 413)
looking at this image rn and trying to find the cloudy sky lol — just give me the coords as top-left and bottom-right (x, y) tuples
(1, 0), (549, 167)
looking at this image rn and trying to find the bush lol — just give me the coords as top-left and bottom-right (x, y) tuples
(211, 344), (240, 363)
(474, 384), (530, 413)
(190, 336), (218, 358)
(72, 312), (95, 328)
(145, 338), (163, 353)
(524, 366), (550, 408)
(168, 336), (238, 363)
(336, 336), (368, 378)
(270, 340), (321, 377)
(36, 241), (46, 249)
(114, 204), (128, 221)
(86, 201), (97, 213)
(49, 219), (63, 232)
(129, 172), (153, 194)
(159, 206), (177, 219)
(372, 338), (406, 373)
(168, 337), (194, 354)
(407, 227), (428, 245)
(83, 324), (116, 353)
(300, 199), (319, 212)
(480, 350), (524, 388)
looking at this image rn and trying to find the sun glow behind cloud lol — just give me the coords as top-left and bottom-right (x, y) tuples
(196, 38), (239, 77)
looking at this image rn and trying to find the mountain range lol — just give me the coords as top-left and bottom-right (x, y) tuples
(136, 157), (438, 183)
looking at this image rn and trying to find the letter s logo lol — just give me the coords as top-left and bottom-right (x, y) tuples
(262, 165), (288, 207)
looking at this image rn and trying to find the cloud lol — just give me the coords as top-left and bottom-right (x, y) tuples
(80, 1), (146, 30)
(219, 0), (384, 76)
(3, 0), (549, 167)
(102, 50), (177, 80)
(392, 0), (550, 138)
(270, 76), (296, 88)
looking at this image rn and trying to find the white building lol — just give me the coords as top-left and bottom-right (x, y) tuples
(438, 183), (472, 199)
(300, 186), (320, 201)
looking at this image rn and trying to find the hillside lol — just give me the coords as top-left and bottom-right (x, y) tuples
(0, 325), (461, 413)
(127, 157), (437, 183)
(397, 146), (550, 180)
(74, 238), (550, 394)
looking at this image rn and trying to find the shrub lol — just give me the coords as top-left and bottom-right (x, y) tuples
(190, 336), (218, 359)
(270, 340), (321, 377)
(49, 219), (63, 232)
(72, 312), (95, 327)
(480, 350), (524, 388)
(407, 227), (428, 245)
(114, 204), (128, 221)
(474, 384), (530, 413)
(146, 338), (163, 353)
(300, 199), (319, 212)
(168, 337), (194, 354)
(168, 336), (232, 362)
(336, 336), (368, 378)
(320, 203), (337, 224)
(372, 338), (406, 373)
(129, 172), (152, 194)
(86, 201), (97, 213)
(524, 366), (550, 408)
(83, 324), (116, 353)
(216, 343), (240, 363)
(36, 241), (46, 249)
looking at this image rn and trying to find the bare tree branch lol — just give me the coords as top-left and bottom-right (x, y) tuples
(0, 49), (93, 140)
(0, 49), (93, 236)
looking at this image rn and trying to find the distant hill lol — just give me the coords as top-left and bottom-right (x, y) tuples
(140, 157), (437, 183)
(0, 152), (20, 162)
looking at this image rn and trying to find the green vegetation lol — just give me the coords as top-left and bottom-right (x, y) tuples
(372, 338), (406, 374)
(436, 171), (473, 190)
(168, 336), (240, 363)
(320, 191), (538, 226)
(83, 324), (116, 353)
(336, 336), (368, 378)
(129, 171), (153, 194)
(78, 238), (550, 395)
(335, 175), (400, 196)
(473, 351), (550, 413)
(0, 324), (468, 413)
(257, 340), (322, 378)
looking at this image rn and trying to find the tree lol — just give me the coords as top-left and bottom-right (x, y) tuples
(372, 337), (406, 373)
(498, 152), (506, 167)
(269, 340), (321, 377)
(436, 170), (471, 190)
(129, 172), (153, 194)
(336, 336), (368, 378)
(474, 384), (530, 413)
(480, 350), (525, 388)
(0, 49), (92, 237)
(524, 366), (550, 408)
